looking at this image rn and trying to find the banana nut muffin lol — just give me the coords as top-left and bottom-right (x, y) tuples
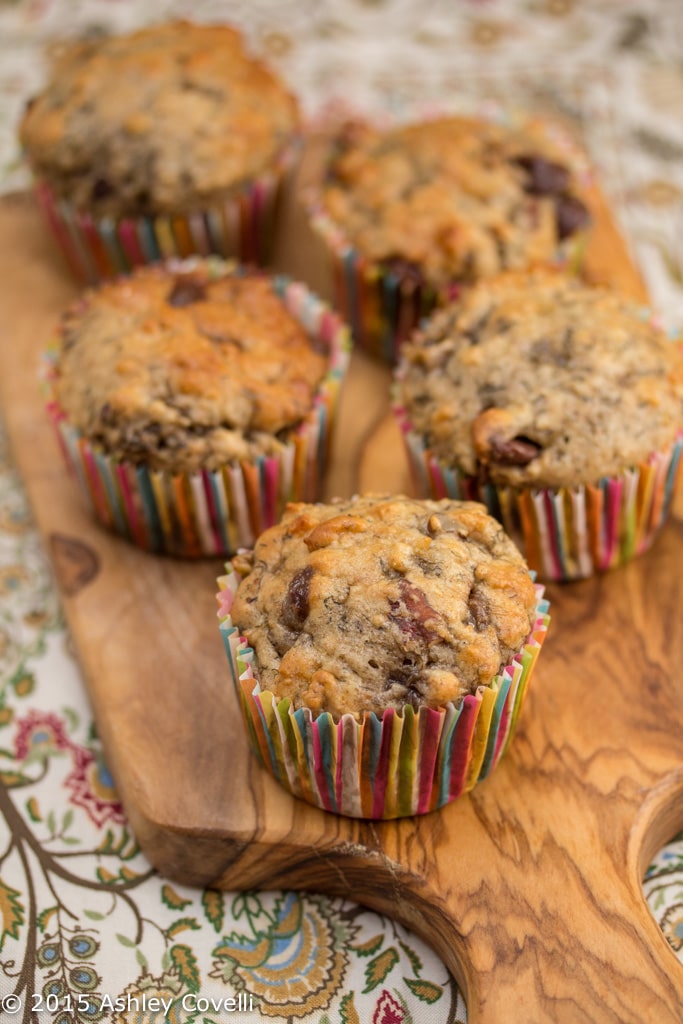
(230, 494), (538, 719)
(19, 20), (300, 217)
(321, 116), (590, 290)
(54, 263), (328, 473)
(399, 269), (683, 489)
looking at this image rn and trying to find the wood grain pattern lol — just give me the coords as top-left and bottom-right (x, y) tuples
(1, 154), (682, 1022)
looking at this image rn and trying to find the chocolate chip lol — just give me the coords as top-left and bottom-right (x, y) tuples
(389, 580), (441, 644)
(556, 195), (590, 240)
(99, 402), (115, 425)
(281, 566), (314, 630)
(468, 585), (489, 631)
(490, 435), (543, 466)
(92, 178), (114, 201)
(167, 276), (207, 308)
(383, 663), (425, 708)
(515, 154), (570, 196)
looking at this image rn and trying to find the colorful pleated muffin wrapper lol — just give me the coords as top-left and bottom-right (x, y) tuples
(395, 404), (683, 583)
(32, 141), (298, 286)
(44, 264), (351, 558)
(217, 566), (550, 819)
(308, 115), (590, 367)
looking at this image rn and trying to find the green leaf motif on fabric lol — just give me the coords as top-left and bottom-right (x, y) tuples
(0, 880), (24, 948)
(36, 906), (56, 933)
(96, 867), (117, 885)
(340, 991), (360, 1024)
(116, 933), (136, 948)
(12, 672), (34, 697)
(61, 706), (80, 732)
(161, 884), (192, 911)
(362, 947), (399, 992)
(202, 890), (224, 933)
(96, 827), (138, 860)
(351, 933), (384, 958)
(167, 917), (201, 938)
(170, 944), (201, 993)
(0, 771), (33, 787)
(398, 940), (423, 976)
(404, 978), (443, 1003)
(231, 892), (265, 927)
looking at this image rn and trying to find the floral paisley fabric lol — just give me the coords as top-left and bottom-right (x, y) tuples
(0, 1), (682, 1022)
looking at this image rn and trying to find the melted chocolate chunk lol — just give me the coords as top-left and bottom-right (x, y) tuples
(490, 435), (542, 466)
(167, 276), (208, 308)
(556, 195), (590, 240)
(91, 177), (114, 201)
(515, 154), (570, 196)
(383, 662), (425, 708)
(388, 579), (441, 644)
(281, 566), (314, 630)
(99, 402), (116, 425)
(468, 585), (490, 631)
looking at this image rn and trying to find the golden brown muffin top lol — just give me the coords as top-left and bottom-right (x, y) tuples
(231, 494), (538, 718)
(399, 269), (683, 488)
(320, 116), (590, 289)
(54, 263), (327, 473)
(20, 20), (300, 215)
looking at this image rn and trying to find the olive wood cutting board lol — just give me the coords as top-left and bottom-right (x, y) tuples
(1, 150), (683, 1023)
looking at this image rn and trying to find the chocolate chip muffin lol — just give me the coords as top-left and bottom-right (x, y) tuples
(229, 494), (538, 718)
(310, 115), (591, 363)
(20, 21), (300, 281)
(20, 20), (299, 217)
(397, 269), (683, 579)
(47, 260), (351, 556)
(55, 264), (327, 473)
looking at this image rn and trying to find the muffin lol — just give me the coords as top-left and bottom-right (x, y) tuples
(309, 114), (591, 364)
(217, 494), (550, 818)
(396, 269), (683, 581)
(45, 259), (351, 557)
(20, 21), (301, 283)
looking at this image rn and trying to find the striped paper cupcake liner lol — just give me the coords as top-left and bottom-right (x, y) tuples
(33, 141), (298, 286)
(217, 567), (550, 820)
(309, 211), (587, 369)
(45, 267), (351, 558)
(396, 409), (683, 583)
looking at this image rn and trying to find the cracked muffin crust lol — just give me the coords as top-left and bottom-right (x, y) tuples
(20, 20), (300, 217)
(53, 263), (328, 473)
(320, 116), (590, 290)
(230, 494), (537, 719)
(399, 270), (683, 489)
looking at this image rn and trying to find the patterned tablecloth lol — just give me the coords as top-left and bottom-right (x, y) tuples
(1, 1), (683, 1022)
